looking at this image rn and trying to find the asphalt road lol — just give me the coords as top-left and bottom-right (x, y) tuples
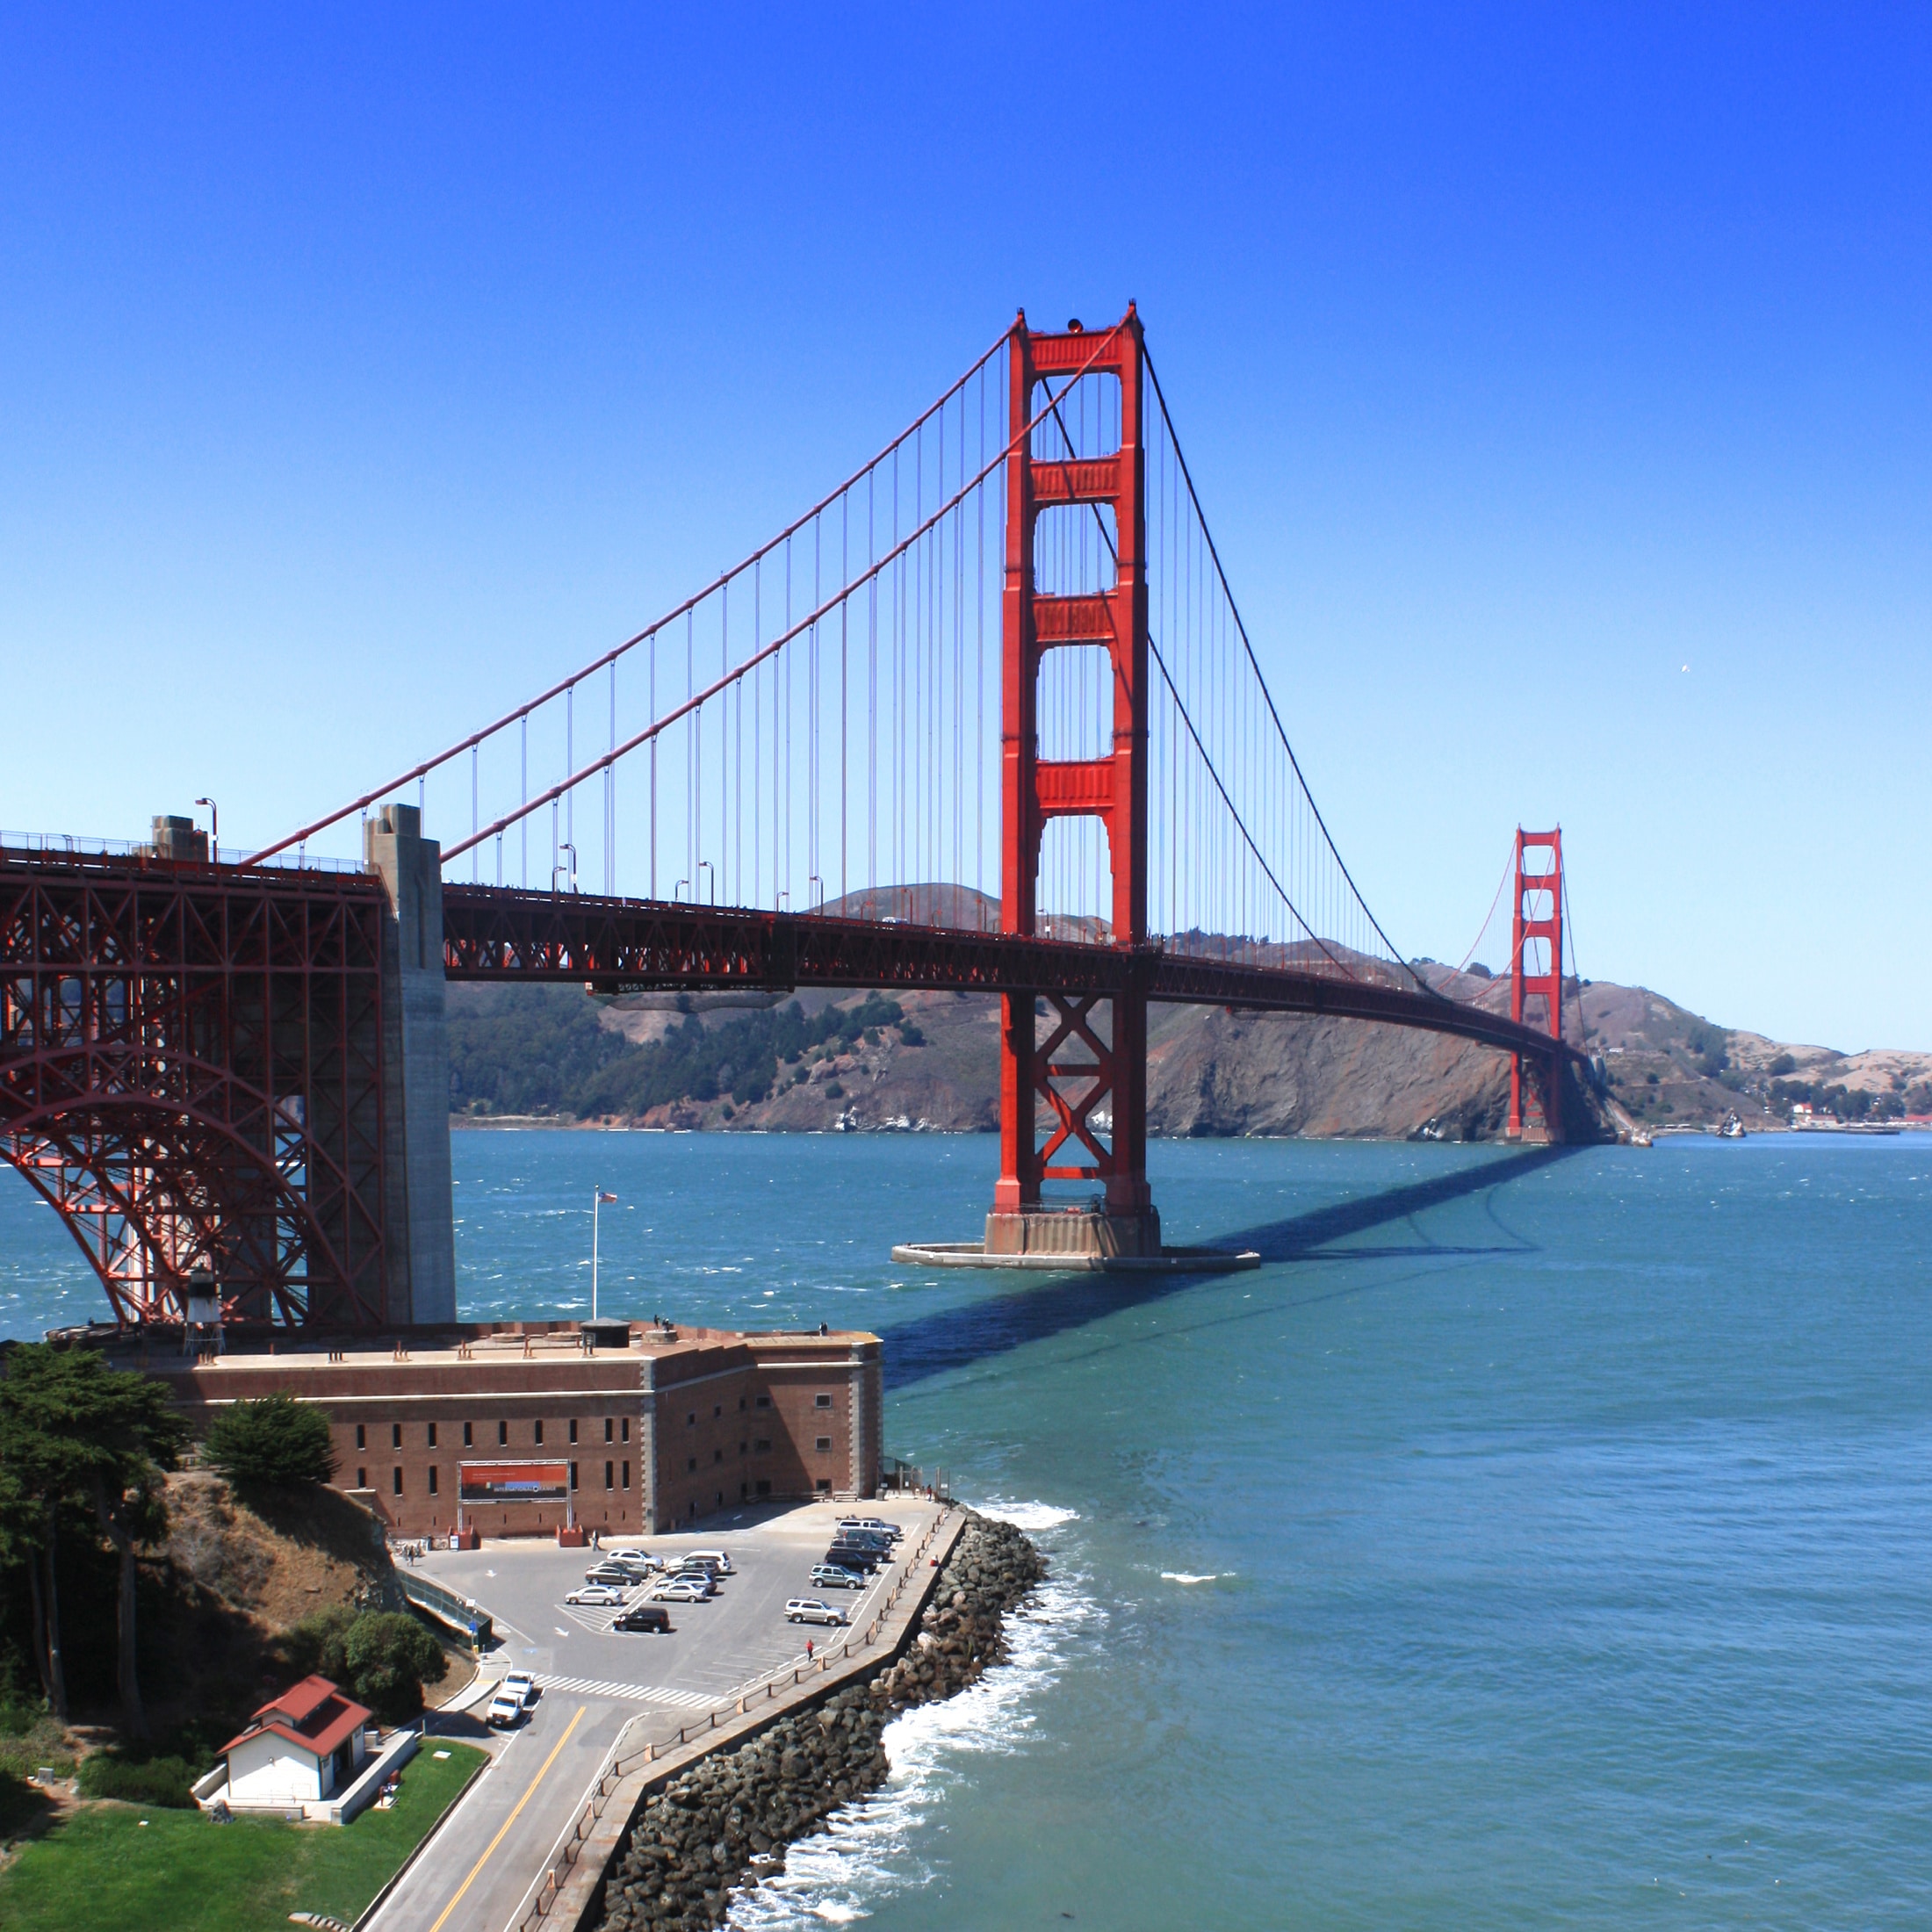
(369, 1498), (935, 1932)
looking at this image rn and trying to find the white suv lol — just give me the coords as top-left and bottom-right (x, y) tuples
(785, 1597), (848, 1626)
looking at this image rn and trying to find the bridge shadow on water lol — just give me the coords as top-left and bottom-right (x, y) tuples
(881, 1144), (1582, 1390)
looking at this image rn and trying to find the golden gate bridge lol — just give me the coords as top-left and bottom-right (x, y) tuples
(1, 306), (1582, 1330)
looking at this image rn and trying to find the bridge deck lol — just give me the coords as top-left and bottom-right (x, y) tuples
(441, 884), (1578, 1064)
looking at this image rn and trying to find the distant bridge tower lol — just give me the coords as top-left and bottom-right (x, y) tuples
(987, 306), (1161, 1261)
(1507, 826), (1566, 1142)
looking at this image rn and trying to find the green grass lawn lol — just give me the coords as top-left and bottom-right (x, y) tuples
(0, 1740), (487, 1932)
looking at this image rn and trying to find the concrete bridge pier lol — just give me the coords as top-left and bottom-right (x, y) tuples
(364, 804), (456, 1326)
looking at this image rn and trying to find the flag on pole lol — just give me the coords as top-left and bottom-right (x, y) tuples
(599, 1192), (618, 1204)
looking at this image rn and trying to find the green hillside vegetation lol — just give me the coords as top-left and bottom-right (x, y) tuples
(449, 987), (912, 1120)
(578, 994), (908, 1114)
(446, 984), (628, 1115)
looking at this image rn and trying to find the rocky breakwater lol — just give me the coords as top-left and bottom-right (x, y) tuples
(596, 1510), (1045, 1932)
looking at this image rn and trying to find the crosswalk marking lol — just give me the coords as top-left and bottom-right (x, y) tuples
(537, 1675), (713, 1708)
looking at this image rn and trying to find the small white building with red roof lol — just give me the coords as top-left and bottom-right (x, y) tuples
(219, 1675), (373, 1809)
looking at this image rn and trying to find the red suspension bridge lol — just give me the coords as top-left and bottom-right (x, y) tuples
(2, 306), (1586, 1329)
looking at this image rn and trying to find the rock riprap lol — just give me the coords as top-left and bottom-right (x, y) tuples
(596, 1510), (1044, 1930)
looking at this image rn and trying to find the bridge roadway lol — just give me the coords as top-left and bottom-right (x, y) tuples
(371, 1498), (938, 1932)
(442, 883), (1582, 1067)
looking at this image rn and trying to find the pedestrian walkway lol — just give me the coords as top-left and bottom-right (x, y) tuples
(537, 1676), (714, 1708)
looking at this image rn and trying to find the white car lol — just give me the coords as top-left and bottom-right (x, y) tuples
(785, 1597), (848, 1626)
(651, 1578), (710, 1604)
(501, 1670), (538, 1708)
(566, 1582), (626, 1607)
(485, 1689), (526, 1728)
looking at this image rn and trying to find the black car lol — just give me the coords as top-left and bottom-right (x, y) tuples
(824, 1542), (883, 1572)
(614, 1604), (673, 1633)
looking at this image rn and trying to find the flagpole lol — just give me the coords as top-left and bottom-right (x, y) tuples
(593, 1187), (601, 1322)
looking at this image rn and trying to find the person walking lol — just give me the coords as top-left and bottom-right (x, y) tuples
(805, 1639), (814, 1662)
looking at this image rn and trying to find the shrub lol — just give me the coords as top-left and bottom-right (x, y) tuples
(0, 1769), (48, 1831)
(78, 1752), (198, 1807)
(898, 1022), (925, 1046)
(204, 1390), (338, 1488)
(342, 1612), (447, 1724)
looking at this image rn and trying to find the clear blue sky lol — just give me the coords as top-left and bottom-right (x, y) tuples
(3, 5), (1926, 1049)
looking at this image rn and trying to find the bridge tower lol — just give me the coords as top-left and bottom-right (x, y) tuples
(986, 306), (1162, 1262)
(1506, 826), (1567, 1143)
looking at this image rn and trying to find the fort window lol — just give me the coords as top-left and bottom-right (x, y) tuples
(713, 1448), (723, 1464)
(622, 1460), (631, 1489)
(534, 1420), (544, 1445)
(686, 1457), (696, 1474)
(738, 1397), (747, 1411)
(357, 1467), (366, 1489)
(604, 1417), (614, 1442)
(754, 1438), (771, 1454)
(355, 1424), (365, 1450)
(622, 1417), (631, 1442)
(497, 1420), (508, 1446)
(570, 1462), (579, 1490)
(713, 1405), (722, 1419)
(815, 1479), (832, 1494)
(392, 1422), (403, 1448)
(568, 1418), (578, 1445)
(687, 1412), (696, 1427)
(814, 1394), (833, 1409)
(428, 1467), (438, 1495)
(815, 1436), (833, 1452)
(392, 1467), (403, 1495)
(755, 1480), (771, 1497)
(464, 1421), (473, 1447)
(605, 1461), (614, 1490)
(755, 1395), (771, 1409)
(427, 1422), (437, 1448)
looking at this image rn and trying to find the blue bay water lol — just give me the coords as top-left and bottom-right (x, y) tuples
(4, 1130), (1929, 1926)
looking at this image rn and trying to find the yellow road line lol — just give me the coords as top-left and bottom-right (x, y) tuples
(427, 1705), (587, 1932)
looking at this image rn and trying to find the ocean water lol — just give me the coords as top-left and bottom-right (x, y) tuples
(4, 1130), (1931, 1927)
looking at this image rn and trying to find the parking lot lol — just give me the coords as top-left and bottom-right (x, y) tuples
(370, 1496), (937, 1932)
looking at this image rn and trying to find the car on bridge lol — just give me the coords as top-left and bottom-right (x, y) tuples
(785, 1598), (848, 1627)
(566, 1582), (627, 1607)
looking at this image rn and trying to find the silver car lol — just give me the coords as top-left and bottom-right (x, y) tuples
(785, 1597), (848, 1626)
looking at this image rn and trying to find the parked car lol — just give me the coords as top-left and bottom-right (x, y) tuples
(834, 1527), (893, 1551)
(605, 1551), (662, 1574)
(811, 1564), (867, 1591)
(651, 1578), (710, 1604)
(566, 1582), (627, 1607)
(666, 1568), (716, 1595)
(838, 1517), (903, 1541)
(501, 1671), (538, 1708)
(485, 1688), (527, 1727)
(823, 1543), (883, 1573)
(613, 1604), (673, 1633)
(584, 1562), (637, 1586)
(683, 1549), (734, 1575)
(785, 1598), (848, 1626)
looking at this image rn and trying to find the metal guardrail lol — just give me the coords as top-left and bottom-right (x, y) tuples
(398, 1568), (495, 1651)
(508, 1507), (955, 1932)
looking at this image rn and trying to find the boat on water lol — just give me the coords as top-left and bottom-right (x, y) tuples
(1718, 1113), (1747, 1138)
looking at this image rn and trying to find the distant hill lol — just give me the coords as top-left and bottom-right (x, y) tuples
(448, 932), (1927, 1139)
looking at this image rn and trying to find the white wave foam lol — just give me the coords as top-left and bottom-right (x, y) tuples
(728, 1564), (1099, 1929)
(972, 1498), (1078, 1532)
(1160, 1571), (1223, 1585)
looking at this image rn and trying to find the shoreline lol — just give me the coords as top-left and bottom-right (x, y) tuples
(592, 1510), (1046, 1932)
